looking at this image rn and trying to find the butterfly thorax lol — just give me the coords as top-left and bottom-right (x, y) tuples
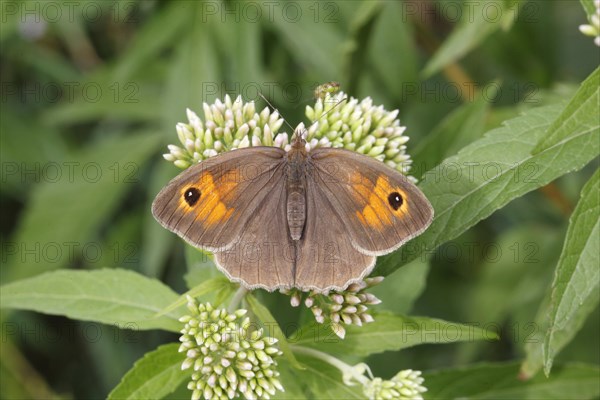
(286, 135), (308, 241)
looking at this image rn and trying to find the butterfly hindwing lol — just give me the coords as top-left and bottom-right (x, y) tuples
(308, 147), (434, 256)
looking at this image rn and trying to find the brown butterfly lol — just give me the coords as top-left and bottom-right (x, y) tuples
(152, 130), (433, 293)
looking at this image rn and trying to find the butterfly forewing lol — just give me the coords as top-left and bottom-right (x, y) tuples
(152, 147), (287, 252)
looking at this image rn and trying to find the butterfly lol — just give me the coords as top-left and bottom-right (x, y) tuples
(152, 128), (433, 293)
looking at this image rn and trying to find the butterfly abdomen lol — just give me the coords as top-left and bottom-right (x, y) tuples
(285, 146), (309, 241)
(287, 188), (305, 240)
(286, 163), (306, 241)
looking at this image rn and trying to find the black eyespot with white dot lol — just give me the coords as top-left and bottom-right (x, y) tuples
(388, 192), (403, 211)
(184, 187), (201, 206)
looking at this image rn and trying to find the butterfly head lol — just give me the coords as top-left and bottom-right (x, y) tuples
(291, 127), (307, 149)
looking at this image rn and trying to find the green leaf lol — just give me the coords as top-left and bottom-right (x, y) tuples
(107, 343), (186, 400)
(521, 285), (553, 380)
(155, 276), (232, 318)
(213, 12), (267, 90)
(140, 163), (177, 278)
(294, 312), (498, 357)
(273, 360), (309, 400)
(543, 169), (600, 375)
(182, 247), (239, 307)
(580, 0), (597, 17)
(286, 354), (363, 399)
(184, 246), (222, 289)
(423, 0), (521, 78)
(457, 227), (561, 364)
(412, 91), (491, 179)
(521, 70), (598, 378)
(0, 337), (60, 399)
(2, 38), (80, 82)
(365, 1), (418, 101)
(377, 88), (599, 277)
(2, 131), (162, 283)
(534, 67), (599, 154)
(0, 269), (181, 332)
(0, 1), (20, 44)
(41, 72), (162, 126)
(0, 108), (68, 197)
(342, 0), (384, 94)
(112, 2), (191, 81)
(213, 283), (237, 308)
(163, 2), (221, 133)
(261, 2), (344, 78)
(368, 258), (430, 315)
(246, 293), (303, 370)
(463, 227), (560, 324)
(42, 94), (161, 125)
(425, 362), (600, 399)
(92, 210), (143, 270)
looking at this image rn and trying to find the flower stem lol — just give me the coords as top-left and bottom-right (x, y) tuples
(289, 345), (370, 385)
(228, 286), (248, 313)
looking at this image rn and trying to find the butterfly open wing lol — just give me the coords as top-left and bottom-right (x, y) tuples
(153, 144), (433, 292)
(215, 180), (295, 290)
(308, 148), (434, 256)
(295, 176), (376, 291)
(152, 147), (287, 252)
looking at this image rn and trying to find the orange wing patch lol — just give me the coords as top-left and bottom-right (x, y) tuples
(351, 173), (409, 231)
(177, 171), (235, 226)
(360, 205), (384, 230)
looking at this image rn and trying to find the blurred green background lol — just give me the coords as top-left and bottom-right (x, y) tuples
(1, 0), (598, 398)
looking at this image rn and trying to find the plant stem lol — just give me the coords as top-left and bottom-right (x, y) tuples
(289, 345), (370, 385)
(228, 286), (248, 313)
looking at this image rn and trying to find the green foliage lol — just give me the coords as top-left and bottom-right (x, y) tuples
(368, 258), (429, 315)
(108, 344), (186, 400)
(246, 292), (302, 369)
(3, 132), (162, 282)
(534, 68), (600, 154)
(0, 269), (182, 331)
(423, 0), (521, 78)
(543, 170), (599, 375)
(1, 0), (598, 399)
(377, 67), (599, 276)
(294, 312), (498, 357)
(411, 87), (492, 179)
(156, 276), (233, 318)
(287, 355), (364, 399)
(580, 0), (598, 17)
(425, 362), (600, 399)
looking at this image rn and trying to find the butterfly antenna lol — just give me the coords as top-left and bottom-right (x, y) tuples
(257, 92), (296, 133)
